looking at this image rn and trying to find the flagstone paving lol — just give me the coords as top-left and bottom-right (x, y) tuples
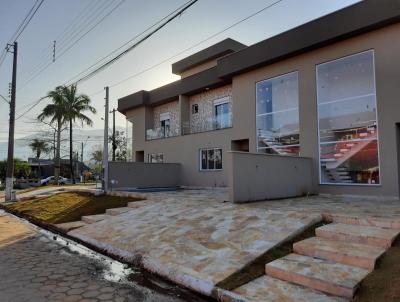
(217, 276), (346, 302)
(68, 189), (400, 300)
(69, 197), (322, 296)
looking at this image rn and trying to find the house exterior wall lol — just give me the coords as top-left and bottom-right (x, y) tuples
(125, 23), (400, 197)
(189, 85), (232, 133)
(232, 22), (400, 198)
(151, 99), (180, 136)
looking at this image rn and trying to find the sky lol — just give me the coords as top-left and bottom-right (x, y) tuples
(0, 0), (360, 148)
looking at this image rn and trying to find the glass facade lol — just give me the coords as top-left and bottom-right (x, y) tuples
(200, 148), (222, 170)
(317, 50), (379, 185)
(256, 72), (300, 155)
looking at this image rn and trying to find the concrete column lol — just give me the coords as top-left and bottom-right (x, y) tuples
(179, 94), (190, 135)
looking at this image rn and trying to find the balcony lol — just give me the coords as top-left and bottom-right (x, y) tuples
(146, 127), (180, 140)
(182, 112), (232, 135)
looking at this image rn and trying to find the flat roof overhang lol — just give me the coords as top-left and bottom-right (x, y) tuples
(171, 38), (246, 75)
(217, 0), (400, 78)
(118, 66), (230, 113)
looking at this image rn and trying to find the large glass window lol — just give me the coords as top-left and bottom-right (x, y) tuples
(200, 148), (222, 171)
(213, 97), (232, 130)
(256, 72), (300, 155)
(317, 50), (380, 185)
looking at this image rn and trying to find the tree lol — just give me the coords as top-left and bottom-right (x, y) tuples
(62, 85), (96, 184)
(109, 130), (127, 161)
(0, 159), (31, 181)
(38, 86), (67, 185)
(90, 148), (103, 176)
(29, 138), (49, 180)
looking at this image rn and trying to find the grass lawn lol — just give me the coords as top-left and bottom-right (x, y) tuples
(6, 192), (142, 224)
(354, 238), (400, 302)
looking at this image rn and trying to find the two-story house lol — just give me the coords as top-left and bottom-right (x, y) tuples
(118, 0), (400, 199)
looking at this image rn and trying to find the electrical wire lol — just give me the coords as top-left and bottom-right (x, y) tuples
(88, 0), (285, 97)
(0, 0), (44, 71)
(70, 0), (199, 86)
(18, 0), (126, 92)
(13, 0), (45, 41)
(64, 0), (197, 86)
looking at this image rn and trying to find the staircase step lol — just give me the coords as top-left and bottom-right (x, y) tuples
(55, 221), (88, 232)
(105, 207), (133, 216)
(316, 223), (400, 248)
(265, 253), (369, 298)
(219, 275), (346, 302)
(325, 213), (400, 230)
(293, 237), (385, 270)
(81, 214), (110, 224)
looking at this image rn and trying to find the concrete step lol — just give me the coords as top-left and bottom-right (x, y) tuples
(316, 223), (400, 248)
(218, 275), (346, 302)
(55, 221), (88, 232)
(105, 207), (133, 216)
(293, 237), (385, 270)
(324, 213), (400, 230)
(265, 253), (369, 299)
(81, 214), (110, 224)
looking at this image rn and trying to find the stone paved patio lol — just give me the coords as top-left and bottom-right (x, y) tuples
(69, 189), (323, 295)
(68, 189), (400, 298)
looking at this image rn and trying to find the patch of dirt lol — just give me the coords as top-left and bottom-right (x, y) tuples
(354, 238), (400, 302)
(215, 221), (326, 291)
(5, 192), (142, 224)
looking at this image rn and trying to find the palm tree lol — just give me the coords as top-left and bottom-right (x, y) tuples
(62, 85), (96, 184)
(38, 86), (67, 185)
(29, 138), (49, 181)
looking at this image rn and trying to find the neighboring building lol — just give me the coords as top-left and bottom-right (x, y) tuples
(118, 0), (400, 198)
(28, 158), (90, 179)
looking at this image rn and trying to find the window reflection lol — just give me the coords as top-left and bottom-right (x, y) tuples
(256, 72), (300, 156)
(317, 50), (379, 185)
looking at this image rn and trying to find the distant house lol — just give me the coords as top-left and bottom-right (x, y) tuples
(116, 1), (400, 200)
(28, 158), (90, 179)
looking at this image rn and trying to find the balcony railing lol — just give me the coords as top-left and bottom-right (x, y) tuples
(146, 127), (180, 140)
(182, 112), (232, 135)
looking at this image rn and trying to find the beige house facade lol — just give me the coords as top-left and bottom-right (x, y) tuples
(119, 1), (400, 198)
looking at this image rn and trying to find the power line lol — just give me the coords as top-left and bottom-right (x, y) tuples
(18, 0), (126, 92)
(15, 0), (284, 121)
(70, 0), (199, 86)
(13, 0), (45, 41)
(0, 0), (44, 71)
(0, 94), (10, 104)
(64, 0), (196, 86)
(89, 0), (285, 97)
(15, 0), (199, 121)
(20, 1), (103, 82)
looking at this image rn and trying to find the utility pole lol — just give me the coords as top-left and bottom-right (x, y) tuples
(81, 142), (84, 163)
(102, 87), (109, 192)
(5, 42), (17, 202)
(111, 108), (117, 161)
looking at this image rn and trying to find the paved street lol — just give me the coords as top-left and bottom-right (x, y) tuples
(0, 212), (205, 302)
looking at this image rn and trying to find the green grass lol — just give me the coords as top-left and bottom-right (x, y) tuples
(6, 192), (142, 224)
